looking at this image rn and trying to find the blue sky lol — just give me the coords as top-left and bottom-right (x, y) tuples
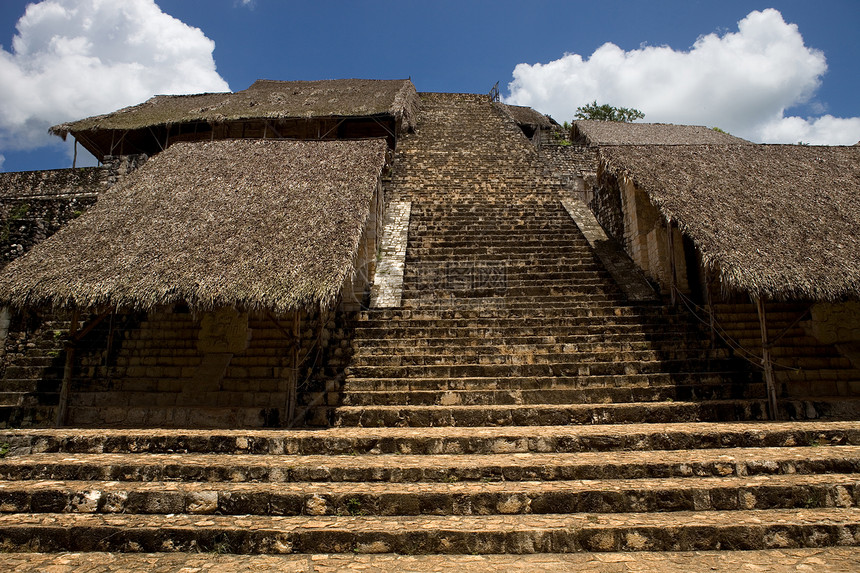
(1, 0), (858, 172)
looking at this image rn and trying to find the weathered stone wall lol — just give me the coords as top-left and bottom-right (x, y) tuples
(713, 301), (860, 400)
(62, 305), (351, 427)
(341, 181), (383, 311)
(0, 155), (147, 269)
(540, 145), (599, 201)
(0, 168), (103, 268)
(589, 168), (624, 241)
(592, 163), (689, 296)
(807, 302), (860, 370)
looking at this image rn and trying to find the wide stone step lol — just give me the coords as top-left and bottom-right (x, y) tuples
(399, 295), (633, 309)
(1, 509), (857, 554)
(1, 474), (856, 517)
(357, 306), (670, 321)
(349, 350), (731, 366)
(352, 337), (710, 352)
(405, 252), (600, 263)
(333, 400), (770, 427)
(408, 227), (585, 236)
(2, 447), (858, 483)
(403, 270), (613, 283)
(6, 422), (855, 456)
(352, 325), (702, 340)
(405, 246), (595, 257)
(345, 359), (745, 379)
(342, 373), (760, 392)
(402, 279), (619, 292)
(340, 384), (763, 406)
(402, 285), (624, 298)
(5, 548), (859, 571)
(355, 315), (687, 329)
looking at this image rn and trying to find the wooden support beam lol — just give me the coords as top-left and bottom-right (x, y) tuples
(72, 310), (112, 343)
(754, 296), (779, 421)
(287, 311), (300, 424)
(368, 116), (396, 139)
(72, 139), (78, 169)
(705, 268), (716, 348)
(666, 220), (678, 306)
(264, 121), (283, 139)
(320, 118), (346, 140)
(55, 308), (80, 427)
(148, 126), (165, 152)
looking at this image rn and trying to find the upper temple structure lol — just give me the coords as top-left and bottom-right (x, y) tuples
(0, 79), (857, 559)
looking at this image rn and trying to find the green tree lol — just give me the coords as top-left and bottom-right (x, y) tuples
(574, 101), (644, 122)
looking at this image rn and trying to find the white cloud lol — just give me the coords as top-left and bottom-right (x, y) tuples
(0, 154), (5, 172)
(505, 9), (860, 145)
(0, 0), (230, 152)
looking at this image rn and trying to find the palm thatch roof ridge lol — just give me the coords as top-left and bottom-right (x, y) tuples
(497, 104), (555, 128)
(599, 144), (860, 301)
(575, 120), (751, 146)
(50, 79), (418, 136)
(0, 138), (389, 313)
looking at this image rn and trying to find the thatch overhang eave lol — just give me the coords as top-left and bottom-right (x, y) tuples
(575, 120), (752, 147)
(0, 138), (389, 315)
(49, 79), (418, 139)
(597, 144), (860, 302)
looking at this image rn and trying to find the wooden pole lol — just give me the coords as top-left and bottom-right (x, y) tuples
(284, 311), (300, 425)
(666, 220), (677, 306)
(55, 308), (80, 427)
(72, 139), (78, 169)
(705, 269), (715, 348)
(754, 296), (779, 420)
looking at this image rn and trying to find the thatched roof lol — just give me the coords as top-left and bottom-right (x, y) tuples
(0, 139), (388, 313)
(50, 79), (418, 137)
(599, 144), (860, 301)
(574, 120), (750, 146)
(498, 104), (555, 128)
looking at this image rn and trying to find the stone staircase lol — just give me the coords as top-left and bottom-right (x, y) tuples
(0, 315), (69, 428)
(0, 92), (857, 561)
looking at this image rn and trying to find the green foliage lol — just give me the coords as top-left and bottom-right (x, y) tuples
(552, 131), (572, 146)
(574, 101), (644, 123)
(711, 127), (728, 134)
(0, 443), (9, 458)
(345, 497), (366, 516)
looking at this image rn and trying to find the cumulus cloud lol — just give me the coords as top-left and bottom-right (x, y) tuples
(506, 9), (860, 145)
(0, 0), (230, 153)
